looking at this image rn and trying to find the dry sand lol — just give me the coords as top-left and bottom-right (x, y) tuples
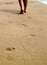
(0, 0), (47, 65)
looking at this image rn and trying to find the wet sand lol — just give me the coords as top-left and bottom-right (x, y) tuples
(0, 0), (47, 65)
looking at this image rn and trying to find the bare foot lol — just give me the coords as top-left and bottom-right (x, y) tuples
(20, 9), (24, 14)
(24, 10), (28, 13)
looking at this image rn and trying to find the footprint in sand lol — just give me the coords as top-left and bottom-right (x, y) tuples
(5, 2), (13, 4)
(5, 47), (16, 61)
(9, 21), (11, 24)
(28, 16), (32, 19)
(8, 16), (9, 17)
(7, 55), (13, 61)
(6, 47), (15, 51)
(40, 28), (43, 30)
(30, 34), (36, 37)
(22, 24), (27, 26)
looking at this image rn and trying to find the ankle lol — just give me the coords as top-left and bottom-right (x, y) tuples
(20, 9), (24, 14)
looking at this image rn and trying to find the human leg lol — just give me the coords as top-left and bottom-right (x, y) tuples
(18, 0), (24, 14)
(23, 0), (28, 12)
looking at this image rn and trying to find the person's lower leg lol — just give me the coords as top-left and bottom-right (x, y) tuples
(23, 0), (28, 12)
(18, 0), (23, 10)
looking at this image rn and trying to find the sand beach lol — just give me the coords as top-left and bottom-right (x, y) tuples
(0, 0), (47, 65)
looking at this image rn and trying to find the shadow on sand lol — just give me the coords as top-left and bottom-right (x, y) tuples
(0, 9), (20, 14)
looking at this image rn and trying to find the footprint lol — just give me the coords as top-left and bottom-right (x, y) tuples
(28, 16), (32, 19)
(5, 2), (13, 4)
(30, 34), (36, 37)
(6, 47), (15, 51)
(40, 28), (43, 30)
(12, 48), (15, 50)
(9, 21), (11, 23)
(8, 16), (9, 17)
(7, 55), (13, 61)
(22, 24), (27, 27)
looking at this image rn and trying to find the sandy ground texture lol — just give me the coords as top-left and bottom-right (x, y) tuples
(0, 0), (47, 65)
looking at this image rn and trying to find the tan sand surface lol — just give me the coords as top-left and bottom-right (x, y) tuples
(0, 0), (47, 65)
